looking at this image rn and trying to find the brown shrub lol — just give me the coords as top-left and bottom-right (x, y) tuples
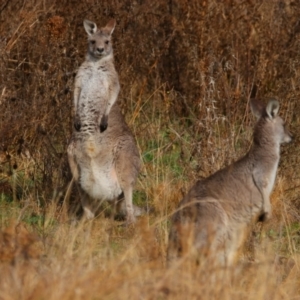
(0, 0), (299, 213)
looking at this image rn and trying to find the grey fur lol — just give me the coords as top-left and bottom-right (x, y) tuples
(167, 99), (292, 266)
(67, 20), (140, 224)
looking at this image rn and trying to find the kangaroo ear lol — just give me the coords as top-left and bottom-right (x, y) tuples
(104, 19), (116, 35)
(266, 99), (279, 119)
(250, 98), (265, 119)
(83, 20), (97, 35)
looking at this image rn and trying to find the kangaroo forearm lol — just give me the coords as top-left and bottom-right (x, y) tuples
(104, 84), (119, 116)
(74, 86), (81, 113)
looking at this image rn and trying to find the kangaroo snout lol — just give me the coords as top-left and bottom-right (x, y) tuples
(97, 47), (104, 53)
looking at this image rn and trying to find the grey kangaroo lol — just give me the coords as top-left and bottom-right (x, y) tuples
(67, 19), (141, 224)
(167, 99), (292, 266)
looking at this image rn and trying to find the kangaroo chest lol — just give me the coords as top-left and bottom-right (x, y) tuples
(76, 67), (113, 130)
(80, 67), (110, 99)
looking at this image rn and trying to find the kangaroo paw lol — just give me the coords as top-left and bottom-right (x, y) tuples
(100, 115), (108, 132)
(258, 211), (272, 222)
(74, 120), (81, 131)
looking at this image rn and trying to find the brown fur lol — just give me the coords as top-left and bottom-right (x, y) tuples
(167, 99), (292, 266)
(67, 20), (141, 224)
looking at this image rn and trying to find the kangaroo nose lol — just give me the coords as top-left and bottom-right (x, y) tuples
(97, 48), (104, 53)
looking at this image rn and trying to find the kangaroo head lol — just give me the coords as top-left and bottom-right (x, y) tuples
(83, 19), (116, 60)
(251, 99), (293, 145)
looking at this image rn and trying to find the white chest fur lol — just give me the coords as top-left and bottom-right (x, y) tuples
(80, 160), (122, 201)
(80, 66), (109, 99)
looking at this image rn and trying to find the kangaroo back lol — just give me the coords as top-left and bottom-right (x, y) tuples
(167, 99), (292, 266)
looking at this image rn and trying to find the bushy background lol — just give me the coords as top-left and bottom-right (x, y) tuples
(0, 1), (300, 298)
(1, 0), (299, 207)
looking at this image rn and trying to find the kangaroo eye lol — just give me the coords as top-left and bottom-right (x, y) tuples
(105, 40), (109, 45)
(90, 40), (95, 45)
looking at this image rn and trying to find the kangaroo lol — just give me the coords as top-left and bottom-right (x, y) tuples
(167, 99), (292, 266)
(67, 19), (141, 224)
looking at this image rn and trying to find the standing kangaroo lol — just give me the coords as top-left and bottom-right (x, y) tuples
(67, 19), (141, 224)
(167, 99), (292, 266)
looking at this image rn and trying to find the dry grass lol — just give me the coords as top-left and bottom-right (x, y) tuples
(0, 214), (299, 299)
(0, 0), (300, 299)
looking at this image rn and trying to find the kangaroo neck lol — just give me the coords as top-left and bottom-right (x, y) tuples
(250, 137), (280, 161)
(85, 52), (114, 66)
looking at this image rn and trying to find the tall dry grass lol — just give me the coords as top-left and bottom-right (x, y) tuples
(0, 213), (299, 299)
(0, 0), (300, 299)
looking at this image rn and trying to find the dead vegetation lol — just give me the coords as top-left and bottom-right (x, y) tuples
(0, 0), (300, 299)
